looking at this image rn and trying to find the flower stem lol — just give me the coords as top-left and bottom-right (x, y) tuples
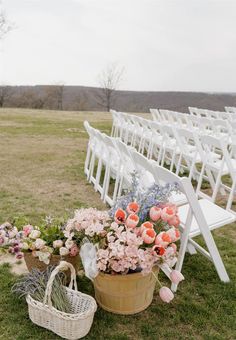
(151, 270), (163, 287)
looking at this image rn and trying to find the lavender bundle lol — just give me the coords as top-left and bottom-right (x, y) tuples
(12, 266), (72, 313)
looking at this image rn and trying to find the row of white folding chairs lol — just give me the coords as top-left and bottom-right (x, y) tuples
(150, 108), (235, 138)
(110, 111), (236, 200)
(189, 107), (234, 121)
(225, 106), (236, 114)
(84, 124), (236, 289)
(84, 121), (139, 206)
(85, 118), (236, 219)
(111, 109), (235, 167)
(113, 109), (235, 146)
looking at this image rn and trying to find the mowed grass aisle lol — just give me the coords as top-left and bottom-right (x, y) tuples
(0, 108), (235, 340)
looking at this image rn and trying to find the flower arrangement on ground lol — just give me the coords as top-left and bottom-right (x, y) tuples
(65, 175), (185, 305)
(0, 217), (79, 265)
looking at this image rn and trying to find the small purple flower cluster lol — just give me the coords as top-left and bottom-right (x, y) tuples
(0, 222), (24, 259)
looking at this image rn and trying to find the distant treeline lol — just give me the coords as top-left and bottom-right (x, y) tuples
(0, 85), (236, 113)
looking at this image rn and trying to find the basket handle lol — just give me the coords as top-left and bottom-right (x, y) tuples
(43, 261), (78, 308)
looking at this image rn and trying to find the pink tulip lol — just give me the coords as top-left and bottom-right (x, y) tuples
(126, 214), (139, 229)
(140, 221), (154, 234)
(168, 215), (180, 227)
(170, 270), (185, 284)
(114, 209), (127, 224)
(149, 206), (162, 222)
(152, 245), (165, 256)
(127, 202), (140, 214)
(155, 232), (171, 247)
(142, 228), (156, 244)
(161, 206), (176, 223)
(159, 287), (174, 303)
(170, 243), (177, 253)
(166, 227), (180, 242)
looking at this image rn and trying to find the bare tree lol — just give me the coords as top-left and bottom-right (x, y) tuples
(95, 64), (124, 111)
(44, 84), (65, 110)
(0, 7), (13, 40)
(11, 89), (46, 109)
(0, 85), (12, 107)
(74, 92), (88, 111)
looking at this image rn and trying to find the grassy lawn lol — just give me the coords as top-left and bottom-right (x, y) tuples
(0, 108), (235, 340)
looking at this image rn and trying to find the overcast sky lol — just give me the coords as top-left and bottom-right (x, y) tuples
(0, 0), (236, 92)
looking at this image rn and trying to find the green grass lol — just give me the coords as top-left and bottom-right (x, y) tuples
(0, 108), (236, 339)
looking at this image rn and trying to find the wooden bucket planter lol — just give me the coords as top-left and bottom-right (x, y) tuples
(24, 252), (80, 281)
(93, 267), (158, 315)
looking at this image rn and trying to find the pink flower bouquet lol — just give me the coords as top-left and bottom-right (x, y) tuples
(65, 202), (184, 303)
(0, 218), (79, 265)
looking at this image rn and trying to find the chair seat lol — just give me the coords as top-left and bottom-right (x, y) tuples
(207, 159), (236, 175)
(178, 198), (236, 237)
(170, 192), (188, 206)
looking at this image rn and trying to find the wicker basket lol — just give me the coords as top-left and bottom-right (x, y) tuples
(93, 267), (159, 315)
(26, 261), (97, 340)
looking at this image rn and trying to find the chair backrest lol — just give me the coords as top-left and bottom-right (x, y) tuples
(150, 108), (162, 121)
(114, 139), (135, 168)
(189, 107), (200, 117)
(197, 134), (236, 212)
(225, 106), (236, 114)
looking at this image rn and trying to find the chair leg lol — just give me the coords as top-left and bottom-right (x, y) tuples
(95, 159), (103, 191)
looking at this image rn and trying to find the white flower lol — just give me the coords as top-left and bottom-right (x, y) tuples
(22, 242), (29, 250)
(0, 229), (6, 237)
(59, 247), (69, 256)
(29, 230), (41, 239)
(53, 240), (63, 248)
(35, 238), (46, 250)
(65, 239), (74, 249)
(7, 226), (18, 238)
(35, 251), (51, 264)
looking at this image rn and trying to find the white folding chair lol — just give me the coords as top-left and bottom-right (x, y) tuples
(150, 164), (235, 291)
(130, 149), (188, 207)
(175, 127), (202, 179)
(150, 108), (162, 122)
(146, 121), (164, 162)
(84, 121), (101, 180)
(197, 134), (236, 208)
(100, 135), (122, 206)
(225, 106), (236, 114)
(113, 139), (136, 198)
